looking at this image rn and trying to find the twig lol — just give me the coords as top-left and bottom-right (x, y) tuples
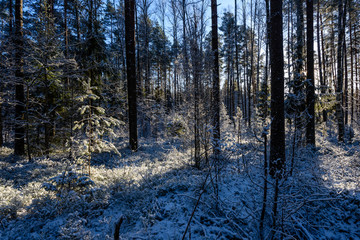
(178, 194), (212, 209)
(291, 215), (314, 240)
(182, 171), (210, 240)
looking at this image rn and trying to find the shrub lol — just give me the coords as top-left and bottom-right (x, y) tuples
(43, 168), (94, 198)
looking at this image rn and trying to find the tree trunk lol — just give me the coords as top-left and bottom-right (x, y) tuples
(14, 0), (25, 156)
(192, 31), (200, 169)
(317, 0), (325, 123)
(264, 0), (269, 120)
(294, 0), (304, 145)
(256, 1), (261, 108)
(125, 0), (138, 151)
(343, 0), (348, 127)
(320, 13), (327, 122)
(344, 34), (348, 127)
(336, 0), (345, 142)
(235, 0), (242, 142)
(135, 5), (143, 99)
(9, 0), (13, 31)
(182, 0), (189, 100)
(144, 5), (150, 96)
(211, 0), (220, 159)
(349, 7), (354, 125)
(0, 95), (2, 147)
(269, 0), (285, 179)
(287, 0), (291, 85)
(75, 0), (81, 42)
(242, 1), (248, 125)
(355, 29), (359, 123)
(306, 0), (315, 146)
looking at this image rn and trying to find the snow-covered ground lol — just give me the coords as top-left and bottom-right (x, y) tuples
(1, 127), (360, 239)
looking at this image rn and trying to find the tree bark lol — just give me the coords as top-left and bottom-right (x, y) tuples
(336, 0), (345, 142)
(294, 0), (304, 145)
(306, 0), (315, 146)
(182, 0), (190, 100)
(269, 0), (285, 179)
(320, 13), (327, 122)
(125, 0), (138, 151)
(235, 0), (242, 142)
(14, 0), (25, 156)
(317, 0), (325, 123)
(349, 7), (354, 125)
(343, 0), (348, 127)
(211, 0), (220, 159)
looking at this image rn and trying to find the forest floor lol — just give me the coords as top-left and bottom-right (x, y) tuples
(1, 124), (360, 239)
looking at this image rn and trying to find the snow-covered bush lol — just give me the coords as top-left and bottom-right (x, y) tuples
(59, 211), (93, 240)
(0, 186), (22, 220)
(43, 168), (94, 198)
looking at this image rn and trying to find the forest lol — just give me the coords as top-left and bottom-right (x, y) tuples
(0, 0), (360, 239)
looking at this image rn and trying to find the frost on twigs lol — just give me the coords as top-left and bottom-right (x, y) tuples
(59, 211), (93, 240)
(42, 167), (94, 198)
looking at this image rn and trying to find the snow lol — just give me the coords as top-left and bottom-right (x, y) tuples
(1, 126), (360, 239)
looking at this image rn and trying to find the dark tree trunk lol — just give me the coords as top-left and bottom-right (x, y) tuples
(44, 67), (51, 157)
(135, 5), (143, 99)
(0, 0), (13, 147)
(287, 0), (291, 86)
(294, 0), (304, 145)
(306, 0), (315, 146)
(269, 0), (285, 179)
(336, 0), (345, 142)
(235, 0), (242, 142)
(343, 0), (348, 127)
(0, 96), (2, 147)
(14, 0), (25, 156)
(248, 0), (256, 128)
(211, 0), (220, 159)
(317, 0), (325, 123)
(242, 1), (248, 126)
(125, 0), (138, 151)
(344, 35), (348, 127)
(355, 29), (359, 123)
(264, 0), (270, 119)
(256, 1), (261, 107)
(259, 2), (270, 238)
(75, 0), (81, 42)
(192, 28), (200, 169)
(349, 7), (354, 125)
(64, 0), (68, 57)
(320, 13), (327, 122)
(9, 0), (13, 31)
(182, 0), (190, 100)
(144, 4), (150, 96)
